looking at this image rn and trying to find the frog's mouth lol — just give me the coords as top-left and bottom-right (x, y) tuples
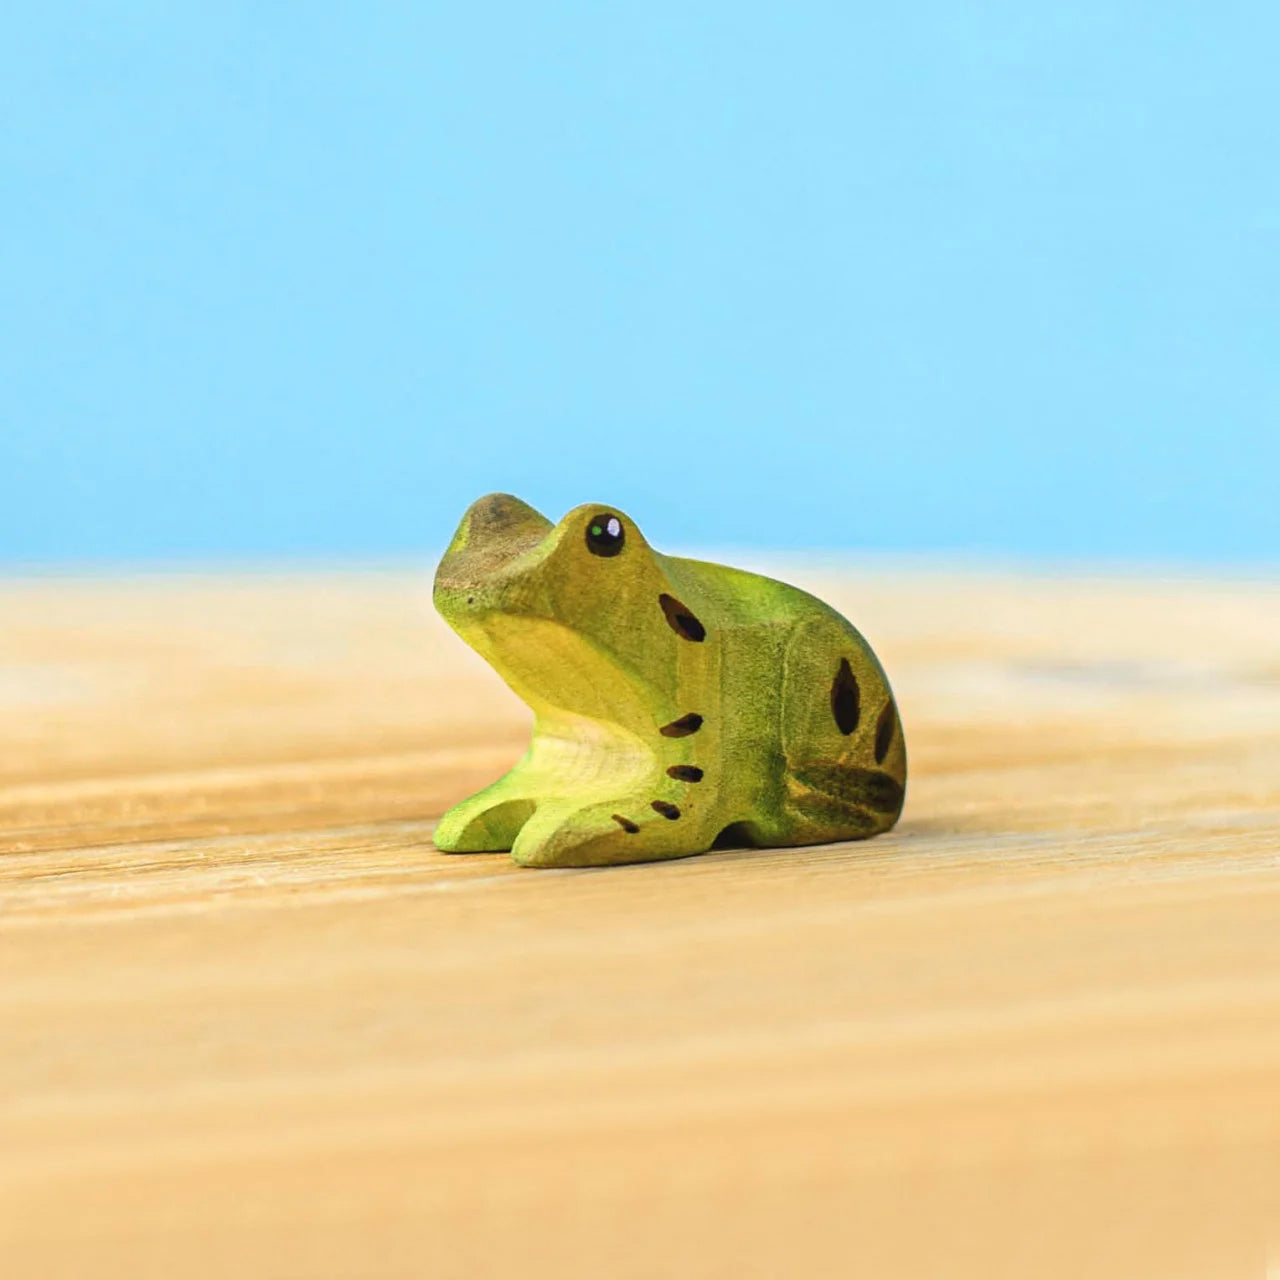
(434, 494), (559, 638)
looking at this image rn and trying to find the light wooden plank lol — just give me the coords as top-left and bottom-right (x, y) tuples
(2, 564), (1279, 1279)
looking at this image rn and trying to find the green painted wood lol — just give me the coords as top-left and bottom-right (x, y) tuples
(433, 494), (905, 867)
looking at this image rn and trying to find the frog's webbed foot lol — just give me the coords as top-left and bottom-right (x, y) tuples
(433, 776), (537, 853)
(509, 793), (710, 868)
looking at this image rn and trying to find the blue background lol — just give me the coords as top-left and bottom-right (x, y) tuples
(2, 3), (1276, 566)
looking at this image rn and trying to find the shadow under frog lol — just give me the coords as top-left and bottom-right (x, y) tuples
(433, 493), (906, 868)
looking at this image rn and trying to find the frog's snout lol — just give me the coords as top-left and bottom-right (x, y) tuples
(434, 493), (553, 618)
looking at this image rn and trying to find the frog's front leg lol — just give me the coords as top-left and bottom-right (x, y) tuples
(433, 766), (539, 853)
(510, 786), (714, 868)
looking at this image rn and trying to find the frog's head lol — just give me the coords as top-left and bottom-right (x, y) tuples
(434, 493), (676, 718)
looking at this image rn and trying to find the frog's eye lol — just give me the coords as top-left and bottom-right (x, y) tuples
(585, 513), (625, 558)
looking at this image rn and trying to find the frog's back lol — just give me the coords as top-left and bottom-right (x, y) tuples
(661, 554), (906, 848)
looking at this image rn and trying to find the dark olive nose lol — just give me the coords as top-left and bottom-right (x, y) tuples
(462, 493), (549, 543)
(434, 493), (553, 591)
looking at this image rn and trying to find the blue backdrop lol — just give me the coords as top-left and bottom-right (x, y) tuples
(2, 3), (1276, 565)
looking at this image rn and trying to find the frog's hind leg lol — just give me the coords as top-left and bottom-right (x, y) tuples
(782, 762), (904, 844)
(776, 614), (908, 847)
(433, 770), (539, 853)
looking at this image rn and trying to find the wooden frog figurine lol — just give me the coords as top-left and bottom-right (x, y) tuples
(433, 494), (906, 867)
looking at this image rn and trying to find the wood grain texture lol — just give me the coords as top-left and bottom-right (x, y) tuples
(2, 564), (1279, 1279)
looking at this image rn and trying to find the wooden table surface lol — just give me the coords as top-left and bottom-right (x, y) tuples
(2, 563), (1278, 1279)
